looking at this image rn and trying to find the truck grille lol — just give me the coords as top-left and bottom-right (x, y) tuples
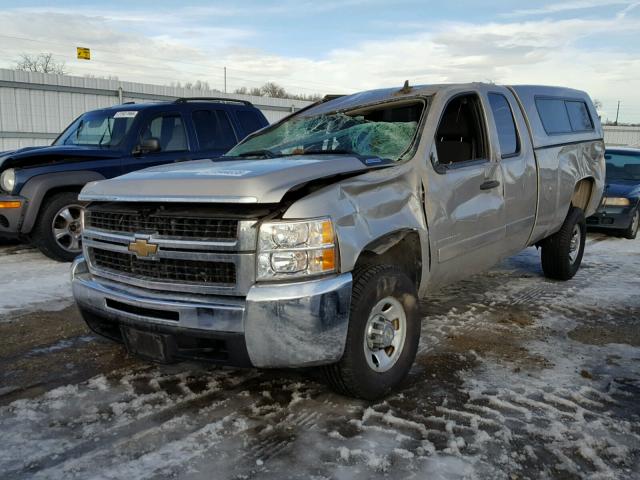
(86, 210), (238, 239)
(90, 248), (237, 285)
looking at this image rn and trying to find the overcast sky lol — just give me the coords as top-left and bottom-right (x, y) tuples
(0, 0), (639, 122)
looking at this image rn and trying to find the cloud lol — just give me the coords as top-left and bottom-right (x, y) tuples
(501, 0), (634, 17)
(0, 4), (638, 122)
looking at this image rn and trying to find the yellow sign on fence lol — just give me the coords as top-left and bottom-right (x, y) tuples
(76, 47), (91, 60)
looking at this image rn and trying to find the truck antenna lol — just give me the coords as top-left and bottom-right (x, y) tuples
(398, 80), (412, 94)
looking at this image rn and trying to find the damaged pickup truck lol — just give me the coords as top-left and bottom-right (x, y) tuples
(72, 83), (605, 399)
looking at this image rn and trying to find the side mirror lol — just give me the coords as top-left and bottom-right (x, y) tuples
(134, 137), (160, 155)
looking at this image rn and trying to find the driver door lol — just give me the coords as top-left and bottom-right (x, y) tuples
(424, 90), (506, 286)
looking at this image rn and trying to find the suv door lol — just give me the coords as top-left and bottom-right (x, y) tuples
(191, 109), (238, 159)
(424, 90), (506, 285)
(123, 112), (192, 174)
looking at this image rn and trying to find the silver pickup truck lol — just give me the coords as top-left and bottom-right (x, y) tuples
(71, 83), (605, 399)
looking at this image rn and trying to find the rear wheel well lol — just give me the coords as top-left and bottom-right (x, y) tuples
(571, 177), (594, 212)
(354, 230), (422, 289)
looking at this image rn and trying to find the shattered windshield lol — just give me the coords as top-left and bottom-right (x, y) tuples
(226, 100), (425, 162)
(54, 110), (137, 149)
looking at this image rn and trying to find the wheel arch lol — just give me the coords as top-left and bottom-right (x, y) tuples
(353, 229), (423, 290)
(18, 171), (105, 234)
(571, 176), (596, 213)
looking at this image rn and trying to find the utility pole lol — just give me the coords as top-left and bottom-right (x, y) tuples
(224, 67), (227, 93)
(614, 100), (620, 125)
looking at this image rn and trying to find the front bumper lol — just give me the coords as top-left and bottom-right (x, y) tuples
(0, 195), (26, 236)
(587, 206), (636, 230)
(71, 257), (353, 368)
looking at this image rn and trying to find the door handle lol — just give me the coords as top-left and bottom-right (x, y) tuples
(480, 180), (500, 190)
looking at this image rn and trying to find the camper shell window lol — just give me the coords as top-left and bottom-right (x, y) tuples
(535, 97), (594, 135)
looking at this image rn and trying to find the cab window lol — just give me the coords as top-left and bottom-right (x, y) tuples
(140, 114), (188, 152)
(488, 93), (520, 158)
(435, 93), (488, 165)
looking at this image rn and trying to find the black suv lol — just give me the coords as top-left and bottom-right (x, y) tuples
(0, 98), (268, 261)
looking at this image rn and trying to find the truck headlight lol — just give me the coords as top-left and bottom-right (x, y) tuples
(0, 169), (16, 193)
(257, 218), (337, 280)
(602, 197), (630, 207)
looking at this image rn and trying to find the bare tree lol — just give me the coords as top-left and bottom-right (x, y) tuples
(15, 53), (66, 74)
(235, 82), (322, 101)
(260, 82), (287, 98)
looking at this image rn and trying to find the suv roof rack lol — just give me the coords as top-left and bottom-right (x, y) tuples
(173, 97), (253, 106)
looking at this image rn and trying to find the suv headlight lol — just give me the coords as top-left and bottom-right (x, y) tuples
(257, 218), (337, 281)
(0, 169), (16, 193)
(602, 197), (630, 207)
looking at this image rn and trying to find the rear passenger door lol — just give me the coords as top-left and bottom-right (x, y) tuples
(191, 109), (238, 159)
(487, 89), (537, 255)
(123, 112), (192, 174)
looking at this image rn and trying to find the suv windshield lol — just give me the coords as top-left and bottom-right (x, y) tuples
(606, 151), (640, 181)
(54, 110), (137, 148)
(226, 100), (425, 161)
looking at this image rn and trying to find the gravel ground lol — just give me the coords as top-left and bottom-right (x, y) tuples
(0, 234), (639, 480)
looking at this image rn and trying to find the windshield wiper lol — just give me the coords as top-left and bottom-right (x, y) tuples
(236, 149), (277, 158)
(98, 119), (113, 148)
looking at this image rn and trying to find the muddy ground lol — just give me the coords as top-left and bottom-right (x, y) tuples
(0, 234), (639, 479)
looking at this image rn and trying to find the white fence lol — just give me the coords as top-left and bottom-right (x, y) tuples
(1, 69), (638, 151)
(603, 125), (640, 148)
(0, 68), (312, 151)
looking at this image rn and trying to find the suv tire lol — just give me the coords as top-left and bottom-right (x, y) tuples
(541, 206), (586, 280)
(32, 192), (84, 262)
(323, 265), (420, 400)
(622, 209), (639, 240)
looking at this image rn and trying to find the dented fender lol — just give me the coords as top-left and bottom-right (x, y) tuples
(283, 162), (430, 295)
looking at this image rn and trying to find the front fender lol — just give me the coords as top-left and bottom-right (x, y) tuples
(18, 170), (106, 233)
(283, 164), (430, 294)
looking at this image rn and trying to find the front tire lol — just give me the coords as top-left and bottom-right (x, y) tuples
(323, 265), (420, 400)
(541, 206), (586, 281)
(622, 209), (639, 240)
(32, 192), (84, 262)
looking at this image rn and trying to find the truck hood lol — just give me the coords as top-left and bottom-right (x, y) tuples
(0, 145), (122, 170)
(80, 155), (386, 204)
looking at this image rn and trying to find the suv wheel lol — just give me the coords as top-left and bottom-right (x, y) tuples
(540, 206), (586, 281)
(323, 265), (420, 400)
(622, 209), (639, 240)
(32, 192), (84, 262)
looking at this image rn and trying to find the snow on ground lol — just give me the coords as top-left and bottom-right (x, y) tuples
(0, 244), (73, 317)
(0, 234), (639, 479)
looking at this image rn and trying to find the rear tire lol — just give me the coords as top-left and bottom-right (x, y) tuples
(541, 206), (586, 281)
(323, 264), (420, 400)
(622, 209), (639, 240)
(32, 192), (84, 262)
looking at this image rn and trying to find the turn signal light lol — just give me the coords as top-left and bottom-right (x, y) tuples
(0, 201), (21, 209)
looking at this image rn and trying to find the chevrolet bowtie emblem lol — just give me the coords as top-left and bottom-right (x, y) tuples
(128, 239), (158, 258)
